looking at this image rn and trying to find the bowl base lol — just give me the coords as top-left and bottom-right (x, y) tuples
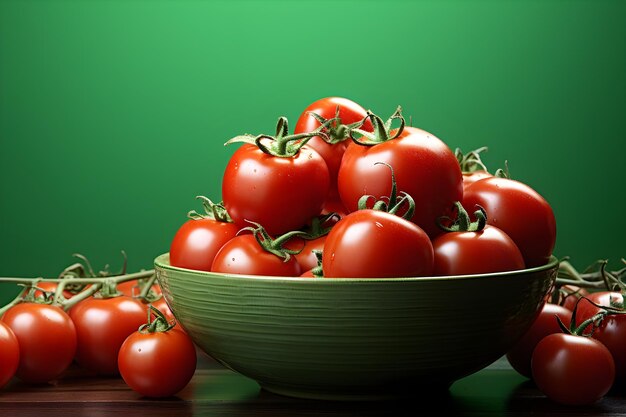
(260, 381), (453, 401)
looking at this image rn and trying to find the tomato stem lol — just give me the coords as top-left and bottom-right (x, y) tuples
(455, 147), (489, 174)
(350, 107), (405, 146)
(139, 305), (176, 334)
(240, 221), (307, 262)
(306, 106), (364, 145)
(225, 116), (330, 158)
(356, 162), (415, 220)
(187, 196), (232, 223)
(436, 202), (487, 233)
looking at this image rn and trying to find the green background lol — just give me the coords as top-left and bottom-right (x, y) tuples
(0, 0), (624, 305)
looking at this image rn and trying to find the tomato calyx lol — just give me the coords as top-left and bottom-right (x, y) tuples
(225, 116), (330, 158)
(349, 107), (405, 146)
(300, 212), (341, 240)
(357, 162), (415, 220)
(455, 147), (489, 174)
(558, 298), (614, 337)
(187, 195), (232, 223)
(307, 106), (364, 145)
(240, 221), (308, 262)
(437, 202), (487, 233)
(139, 305), (176, 334)
(310, 249), (324, 278)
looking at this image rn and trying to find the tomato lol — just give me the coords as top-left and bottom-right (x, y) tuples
(118, 327), (196, 397)
(2, 303), (77, 383)
(531, 333), (614, 405)
(462, 170), (492, 192)
(70, 296), (147, 375)
(222, 143), (330, 235)
(506, 303), (572, 378)
(294, 97), (372, 200)
(322, 209), (434, 278)
(211, 234), (302, 276)
(433, 225), (525, 275)
(338, 125), (462, 238)
(285, 236), (326, 272)
(545, 284), (589, 311)
(575, 292), (626, 381)
(170, 218), (238, 272)
(0, 321), (19, 387)
(455, 147), (493, 192)
(463, 176), (556, 267)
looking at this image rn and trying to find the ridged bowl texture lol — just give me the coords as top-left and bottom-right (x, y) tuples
(155, 253), (558, 400)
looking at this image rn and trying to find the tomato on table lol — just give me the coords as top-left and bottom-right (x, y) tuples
(2, 303), (77, 383)
(70, 295), (147, 375)
(531, 333), (614, 405)
(506, 303), (572, 378)
(118, 307), (196, 398)
(575, 292), (626, 381)
(0, 321), (19, 387)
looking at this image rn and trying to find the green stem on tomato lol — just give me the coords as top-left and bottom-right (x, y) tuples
(349, 107), (404, 146)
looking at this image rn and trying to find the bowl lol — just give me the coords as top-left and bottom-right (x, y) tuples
(155, 253), (558, 400)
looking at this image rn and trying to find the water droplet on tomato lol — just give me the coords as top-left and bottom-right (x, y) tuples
(375, 222), (383, 228)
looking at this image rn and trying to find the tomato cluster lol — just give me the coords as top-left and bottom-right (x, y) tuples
(0, 273), (196, 398)
(170, 97), (556, 279)
(507, 265), (626, 406)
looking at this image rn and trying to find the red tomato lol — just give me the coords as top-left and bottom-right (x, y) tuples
(70, 296), (147, 375)
(2, 303), (77, 383)
(222, 143), (330, 235)
(170, 218), (238, 272)
(531, 333), (614, 405)
(285, 236), (326, 272)
(433, 225), (525, 275)
(575, 292), (626, 381)
(338, 126), (462, 238)
(320, 195), (349, 218)
(322, 210), (434, 278)
(463, 177), (556, 267)
(545, 284), (589, 311)
(506, 303), (572, 378)
(300, 269), (315, 278)
(294, 97), (372, 199)
(118, 327), (196, 397)
(211, 234), (302, 276)
(0, 321), (19, 387)
(462, 170), (492, 192)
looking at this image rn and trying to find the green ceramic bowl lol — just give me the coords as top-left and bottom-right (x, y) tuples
(155, 253), (558, 400)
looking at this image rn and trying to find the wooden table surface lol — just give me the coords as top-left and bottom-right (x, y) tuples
(1, 352), (625, 417)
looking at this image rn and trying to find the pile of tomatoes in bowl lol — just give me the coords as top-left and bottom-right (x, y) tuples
(169, 96), (557, 280)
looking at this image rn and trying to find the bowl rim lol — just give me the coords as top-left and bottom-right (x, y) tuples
(154, 252), (559, 283)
